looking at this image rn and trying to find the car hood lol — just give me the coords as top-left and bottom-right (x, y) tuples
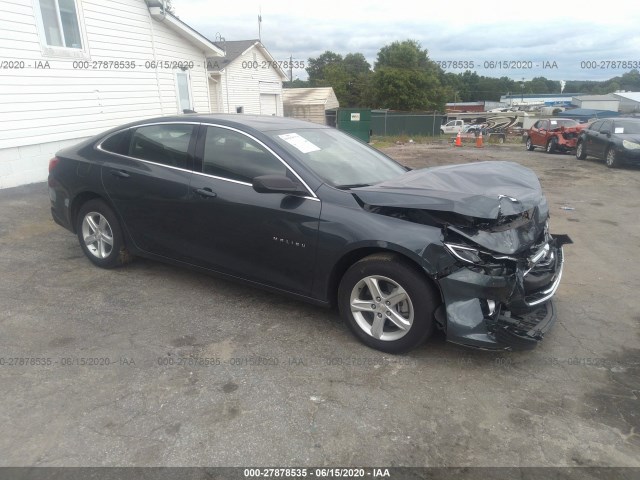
(353, 161), (544, 220)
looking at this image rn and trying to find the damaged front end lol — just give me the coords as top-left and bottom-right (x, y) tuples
(353, 161), (572, 350)
(438, 216), (570, 350)
(552, 125), (588, 152)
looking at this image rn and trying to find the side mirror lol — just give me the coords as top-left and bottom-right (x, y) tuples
(252, 175), (305, 195)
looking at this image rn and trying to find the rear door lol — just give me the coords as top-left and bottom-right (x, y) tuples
(182, 124), (322, 296)
(100, 122), (197, 258)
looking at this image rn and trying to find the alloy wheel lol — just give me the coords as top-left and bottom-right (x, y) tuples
(349, 275), (414, 341)
(81, 211), (114, 259)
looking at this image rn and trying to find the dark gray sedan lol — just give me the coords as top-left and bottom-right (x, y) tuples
(48, 114), (569, 353)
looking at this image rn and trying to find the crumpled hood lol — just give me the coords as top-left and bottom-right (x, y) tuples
(353, 161), (545, 220)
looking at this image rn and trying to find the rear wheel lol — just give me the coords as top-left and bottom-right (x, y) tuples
(338, 253), (438, 353)
(546, 137), (557, 154)
(576, 141), (587, 160)
(525, 137), (534, 151)
(605, 146), (620, 168)
(76, 199), (132, 268)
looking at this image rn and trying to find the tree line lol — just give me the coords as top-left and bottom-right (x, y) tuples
(284, 40), (640, 111)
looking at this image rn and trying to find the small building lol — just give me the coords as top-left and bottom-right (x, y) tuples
(499, 93), (579, 109)
(0, 0), (223, 188)
(572, 94), (620, 111)
(207, 40), (288, 116)
(282, 87), (340, 125)
(612, 92), (640, 114)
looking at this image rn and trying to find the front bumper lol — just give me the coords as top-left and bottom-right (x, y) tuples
(436, 241), (566, 350)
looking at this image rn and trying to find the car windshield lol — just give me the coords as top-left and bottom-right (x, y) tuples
(549, 119), (578, 128)
(613, 120), (640, 134)
(267, 128), (407, 188)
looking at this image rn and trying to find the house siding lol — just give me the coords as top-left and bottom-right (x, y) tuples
(0, 0), (214, 188)
(211, 45), (284, 116)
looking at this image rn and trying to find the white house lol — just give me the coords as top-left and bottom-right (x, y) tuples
(207, 40), (288, 116)
(0, 0), (224, 189)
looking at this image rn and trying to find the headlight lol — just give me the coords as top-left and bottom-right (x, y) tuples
(622, 140), (640, 150)
(444, 243), (482, 264)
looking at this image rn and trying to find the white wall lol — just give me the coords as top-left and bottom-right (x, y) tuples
(0, 0), (213, 188)
(211, 46), (284, 115)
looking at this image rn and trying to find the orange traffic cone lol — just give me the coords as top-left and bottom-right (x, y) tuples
(454, 131), (462, 147)
(476, 131), (484, 148)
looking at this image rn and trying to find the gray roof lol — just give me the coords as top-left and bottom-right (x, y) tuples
(208, 39), (260, 71)
(282, 88), (340, 109)
(612, 91), (640, 103)
(573, 94), (618, 101)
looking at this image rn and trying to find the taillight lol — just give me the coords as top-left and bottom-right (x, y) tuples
(48, 156), (60, 173)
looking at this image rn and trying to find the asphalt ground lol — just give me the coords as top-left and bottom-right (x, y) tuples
(0, 142), (638, 468)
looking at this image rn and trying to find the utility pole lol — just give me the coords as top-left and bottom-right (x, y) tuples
(290, 54), (293, 82)
(258, 8), (262, 42)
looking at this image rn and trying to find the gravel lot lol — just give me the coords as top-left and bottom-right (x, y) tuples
(0, 142), (638, 468)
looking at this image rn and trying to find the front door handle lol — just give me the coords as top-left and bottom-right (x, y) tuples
(195, 187), (217, 198)
(110, 169), (130, 178)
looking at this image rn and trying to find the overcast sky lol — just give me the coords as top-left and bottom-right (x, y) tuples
(176, 0), (640, 86)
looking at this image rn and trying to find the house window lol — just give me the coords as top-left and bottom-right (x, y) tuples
(236, 106), (244, 114)
(37, 0), (83, 49)
(176, 71), (192, 113)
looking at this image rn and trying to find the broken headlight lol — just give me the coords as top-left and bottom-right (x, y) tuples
(444, 243), (517, 274)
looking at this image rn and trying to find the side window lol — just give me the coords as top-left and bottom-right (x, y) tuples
(533, 121), (542, 129)
(202, 127), (287, 183)
(37, 0), (83, 49)
(129, 124), (195, 169)
(599, 120), (612, 133)
(100, 129), (132, 156)
(176, 71), (192, 113)
(589, 120), (603, 132)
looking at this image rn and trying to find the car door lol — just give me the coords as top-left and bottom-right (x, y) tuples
(582, 120), (602, 157)
(183, 124), (322, 296)
(592, 120), (613, 159)
(529, 120), (544, 146)
(100, 122), (197, 258)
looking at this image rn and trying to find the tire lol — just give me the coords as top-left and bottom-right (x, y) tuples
(546, 137), (557, 154)
(525, 137), (534, 151)
(576, 141), (587, 160)
(76, 199), (132, 268)
(605, 146), (620, 168)
(338, 253), (439, 353)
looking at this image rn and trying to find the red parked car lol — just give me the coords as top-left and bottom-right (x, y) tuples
(525, 118), (587, 154)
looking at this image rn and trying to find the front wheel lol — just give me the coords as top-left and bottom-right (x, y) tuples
(76, 199), (132, 268)
(605, 146), (620, 168)
(338, 253), (439, 353)
(525, 137), (534, 151)
(576, 141), (587, 160)
(546, 137), (557, 154)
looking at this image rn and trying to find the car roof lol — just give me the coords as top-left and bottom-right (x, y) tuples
(129, 114), (330, 132)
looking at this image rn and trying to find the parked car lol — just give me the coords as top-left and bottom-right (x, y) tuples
(525, 118), (587, 153)
(49, 114), (569, 353)
(440, 120), (465, 135)
(576, 118), (640, 168)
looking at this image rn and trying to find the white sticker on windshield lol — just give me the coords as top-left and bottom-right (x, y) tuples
(615, 127), (624, 133)
(550, 121), (558, 125)
(279, 133), (321, 153)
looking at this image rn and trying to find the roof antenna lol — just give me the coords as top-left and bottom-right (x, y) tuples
(215, 32), (225, 54)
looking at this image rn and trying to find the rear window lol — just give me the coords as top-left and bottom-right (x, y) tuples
(129, 124), (195, 169)
(100, 130), (132, 156)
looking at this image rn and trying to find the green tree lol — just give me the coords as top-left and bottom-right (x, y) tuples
(371, 40), (446, 110)
(306, 51), (343, 84)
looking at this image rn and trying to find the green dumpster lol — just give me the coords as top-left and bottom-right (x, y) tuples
(337, 108), (372, 143)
